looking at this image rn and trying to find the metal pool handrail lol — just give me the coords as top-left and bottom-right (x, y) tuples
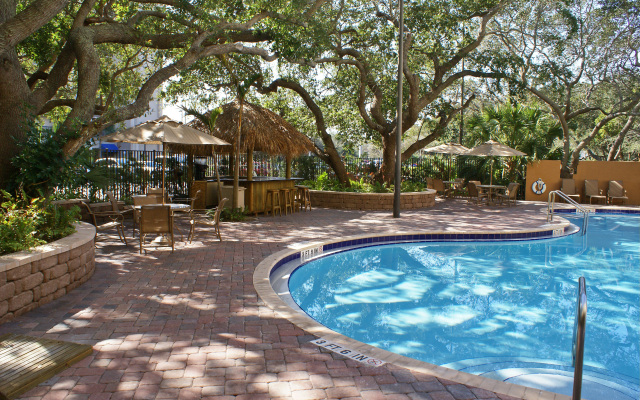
(572, 277), (587, 400)
(547, 190), (590, 235)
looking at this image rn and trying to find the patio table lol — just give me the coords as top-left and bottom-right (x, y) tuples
(132, 203), (190, 211)
(477, 184), (507, 205)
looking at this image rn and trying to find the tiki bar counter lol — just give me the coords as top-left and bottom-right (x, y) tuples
(192, 176), (302, 213)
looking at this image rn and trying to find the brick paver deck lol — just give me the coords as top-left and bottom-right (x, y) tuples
(1, 199), (557, 400)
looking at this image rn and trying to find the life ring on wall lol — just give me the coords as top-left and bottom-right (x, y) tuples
(531, 178), (546, 195)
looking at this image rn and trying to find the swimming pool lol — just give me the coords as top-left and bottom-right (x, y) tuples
(288, 215), (639, 399)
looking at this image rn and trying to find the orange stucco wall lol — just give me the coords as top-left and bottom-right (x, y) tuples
(526, 160), (640, 205)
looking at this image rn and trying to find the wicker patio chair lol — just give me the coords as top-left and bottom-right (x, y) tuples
(496, 182), (519, 207)
(607, 181), (628, 205)
(147, 187), (167, 203)
(172, 190), (202, 241)
(561, 179), (582, 203)
(106, 191), (133, 217)
(79, 201), (128, 244)
(432, 179), (451, 197)
(188, 198), (229, 243)
(453, 178), (467, 198)
(467, 181), (489, 205)
(139, 205), (174, 254)
(132, 195), (160, 237)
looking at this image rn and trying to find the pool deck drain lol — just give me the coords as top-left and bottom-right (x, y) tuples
(0, 199), (636, 400)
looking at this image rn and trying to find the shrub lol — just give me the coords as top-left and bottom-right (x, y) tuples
(10, 122), (107, 199)
(0, 190), (79, 255)
(207, 207), (249, 222)
(300, 175), (426, 193)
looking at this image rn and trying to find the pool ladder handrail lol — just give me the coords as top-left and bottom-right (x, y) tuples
(572, 277), (587, 400)
(547, 190), (590, 236)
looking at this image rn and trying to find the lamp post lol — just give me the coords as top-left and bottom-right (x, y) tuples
(393, 0), (404, 218)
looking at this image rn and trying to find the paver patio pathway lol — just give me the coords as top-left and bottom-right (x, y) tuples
(1, 199), (556, 400)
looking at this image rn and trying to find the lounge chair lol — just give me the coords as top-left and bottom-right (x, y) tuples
(467, 181), (489, 205)
(496, 182), (519, 207)
(584, 180), (606, 204)
(607, 181), (628, 205)
(561, 179), (581, 203)
(139, 205), (174, 254)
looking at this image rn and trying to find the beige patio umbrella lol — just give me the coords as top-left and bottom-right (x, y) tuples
(422, 142), (470, 180)
(466, 140), (526, 185)
(422, 142), (471, 155)
(101, 116), (230, 202)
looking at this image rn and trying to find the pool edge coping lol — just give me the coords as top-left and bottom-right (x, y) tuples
(254, 220), (575, 400)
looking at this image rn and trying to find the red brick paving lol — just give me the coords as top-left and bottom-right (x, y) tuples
(0, 199), (546, 399)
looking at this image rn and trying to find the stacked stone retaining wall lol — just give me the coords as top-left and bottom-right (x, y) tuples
(310, 189), (437, 210)
(0, 222), (96, 324)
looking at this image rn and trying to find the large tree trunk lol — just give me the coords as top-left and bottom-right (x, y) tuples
(0, 1), (33, 188)
(380, 133), (396, 184)
(261, 78), (351, 185)
(0, 49), (31, 188)
(320, 146), (350, 183)
(608, 104), (640, 161)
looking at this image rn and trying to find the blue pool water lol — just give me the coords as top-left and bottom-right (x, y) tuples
(289, 215), (639, 397)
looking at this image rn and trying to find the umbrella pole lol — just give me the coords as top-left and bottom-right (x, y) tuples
(490, 158), (493, 186)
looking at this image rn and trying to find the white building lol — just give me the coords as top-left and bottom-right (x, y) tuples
(102, 95), (164, 152)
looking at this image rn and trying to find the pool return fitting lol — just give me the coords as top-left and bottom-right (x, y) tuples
(572, 277), (587, 400)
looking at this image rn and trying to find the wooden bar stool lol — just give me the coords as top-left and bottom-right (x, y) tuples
(280, 188), (293, 215)
(295, 185), (311, 211)
(288, 188), (298, 213)
(265, 189), (282, 216)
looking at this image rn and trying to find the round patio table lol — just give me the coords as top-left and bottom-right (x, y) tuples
(476, 184), (507, 205)
(133, 203), (189, 210)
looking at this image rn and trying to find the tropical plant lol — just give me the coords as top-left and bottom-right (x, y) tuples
(10, 123), (108, 197)
(301, 173), (425, 193)
(466, 103), (560, 183)
(0, 190), (79, 255)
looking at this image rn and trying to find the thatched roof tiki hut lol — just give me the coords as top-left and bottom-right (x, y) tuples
(189, 100), (315, 212)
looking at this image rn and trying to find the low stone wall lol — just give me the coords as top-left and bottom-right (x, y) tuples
(0, 222), (96, 324)
(310, 189), (437, 210)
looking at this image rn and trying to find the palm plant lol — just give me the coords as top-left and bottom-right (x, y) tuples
(466, 103), (561, 184)
(180, 106), (224, 201)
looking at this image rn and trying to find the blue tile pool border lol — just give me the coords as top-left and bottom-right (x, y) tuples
(271, 228), (563, 275)
(554, 208), (640, 215)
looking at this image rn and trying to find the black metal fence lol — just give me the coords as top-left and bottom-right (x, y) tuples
(64, 150), (526, 201)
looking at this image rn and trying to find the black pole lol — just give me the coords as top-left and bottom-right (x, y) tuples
(393, 0), (404, 218)
(459, 58), (464, 145)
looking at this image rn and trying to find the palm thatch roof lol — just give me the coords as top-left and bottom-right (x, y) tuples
(188, 100), (316, 157)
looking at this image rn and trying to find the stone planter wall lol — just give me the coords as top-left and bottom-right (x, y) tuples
(0, 222), (96, 324)
(310, 189), (437, 211)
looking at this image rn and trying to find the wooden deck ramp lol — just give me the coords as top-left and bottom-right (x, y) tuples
(0, 333), (93, 400)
